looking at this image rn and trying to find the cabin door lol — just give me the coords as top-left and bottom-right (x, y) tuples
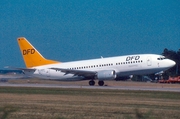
(147, 56), (152, 66)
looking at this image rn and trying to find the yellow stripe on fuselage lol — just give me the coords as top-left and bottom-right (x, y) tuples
(17, 37), (59, 68)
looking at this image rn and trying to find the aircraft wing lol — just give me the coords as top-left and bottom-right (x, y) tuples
(50, 68), (96, 78)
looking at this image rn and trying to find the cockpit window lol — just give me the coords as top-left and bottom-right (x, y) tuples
(157, 56), (166, 60)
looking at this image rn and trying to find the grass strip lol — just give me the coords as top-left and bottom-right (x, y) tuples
(0, 87), (180, 99)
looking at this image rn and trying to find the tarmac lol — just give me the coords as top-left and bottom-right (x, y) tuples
(0, 81), (180, 92)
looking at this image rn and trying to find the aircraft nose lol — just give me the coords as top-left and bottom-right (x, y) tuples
(169, 60), (176, 67)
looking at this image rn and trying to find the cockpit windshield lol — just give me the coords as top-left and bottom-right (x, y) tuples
(157, 56), (166, 60)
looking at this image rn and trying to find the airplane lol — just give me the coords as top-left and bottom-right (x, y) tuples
(12, 37), (175, 86)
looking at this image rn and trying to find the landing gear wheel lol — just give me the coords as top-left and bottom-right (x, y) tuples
(89, 80), (95, 86)
(98, 81), (104, 86)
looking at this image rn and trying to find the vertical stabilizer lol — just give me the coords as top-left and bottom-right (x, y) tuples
(17, 37), (59, 68)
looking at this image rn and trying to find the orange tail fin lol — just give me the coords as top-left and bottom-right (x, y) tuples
(17, 37), (59, 68)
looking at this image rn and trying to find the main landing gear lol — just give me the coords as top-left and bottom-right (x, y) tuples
(89, 80), (95, 86)
(89, 80), (104, 86)
(98, 81), (104, 86)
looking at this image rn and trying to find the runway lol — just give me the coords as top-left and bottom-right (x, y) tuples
(0, 83), (180, 92)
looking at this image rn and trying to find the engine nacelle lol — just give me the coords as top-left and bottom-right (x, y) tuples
(96, 70), (116, 80)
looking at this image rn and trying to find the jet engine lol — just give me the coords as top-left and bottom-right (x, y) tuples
(96, 70), (116, 80)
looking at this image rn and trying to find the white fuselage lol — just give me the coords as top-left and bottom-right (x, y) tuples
(25, 54), (175, 81)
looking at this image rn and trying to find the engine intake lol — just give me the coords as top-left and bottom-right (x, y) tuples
(96, 70), (116, 80)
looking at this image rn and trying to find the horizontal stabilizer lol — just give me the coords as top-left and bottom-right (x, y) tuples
(5, 66), (36, 72)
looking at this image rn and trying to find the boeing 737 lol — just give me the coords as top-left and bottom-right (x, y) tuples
(13, 37), (175, 86)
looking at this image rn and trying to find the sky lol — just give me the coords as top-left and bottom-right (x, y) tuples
(0, 0), (180, 68)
